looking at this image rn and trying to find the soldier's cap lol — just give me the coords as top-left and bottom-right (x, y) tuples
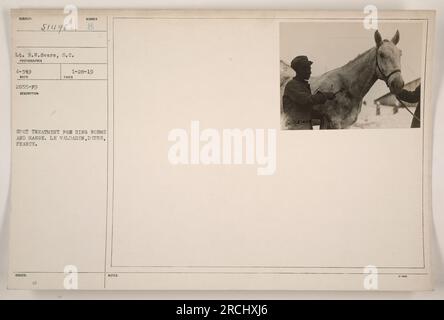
(291, 55), (313, 70)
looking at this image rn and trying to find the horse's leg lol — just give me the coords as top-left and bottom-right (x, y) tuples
(321, 116), (337, 129)
(319, 116), (329, 129)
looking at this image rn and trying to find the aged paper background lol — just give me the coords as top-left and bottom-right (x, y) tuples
(1, 4), (442, 297)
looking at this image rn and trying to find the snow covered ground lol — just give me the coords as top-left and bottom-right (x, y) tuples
(351, 103), (417, 129)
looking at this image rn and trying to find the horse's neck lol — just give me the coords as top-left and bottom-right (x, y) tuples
(340, 47), (378, 99)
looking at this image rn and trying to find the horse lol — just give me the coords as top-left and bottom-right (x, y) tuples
(281, 30), (405, 129)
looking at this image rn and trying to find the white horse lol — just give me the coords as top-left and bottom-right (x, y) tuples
(281, 30), (405, 129)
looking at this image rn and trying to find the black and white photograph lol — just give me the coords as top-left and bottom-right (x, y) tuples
(280, 21), (425, 130)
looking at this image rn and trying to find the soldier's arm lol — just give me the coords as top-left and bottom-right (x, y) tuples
(285, 82), (326, 106)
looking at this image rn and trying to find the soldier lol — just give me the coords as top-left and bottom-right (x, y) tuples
(283, 56), (335, 129)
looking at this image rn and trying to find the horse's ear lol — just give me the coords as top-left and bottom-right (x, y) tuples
(374, 30), (383, 47)
(391, 30), (400, 45)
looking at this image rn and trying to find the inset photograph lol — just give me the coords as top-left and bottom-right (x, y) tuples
(280, 22), (424, 130)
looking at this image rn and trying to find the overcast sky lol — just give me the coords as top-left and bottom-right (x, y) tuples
(280, 21), (425, 105)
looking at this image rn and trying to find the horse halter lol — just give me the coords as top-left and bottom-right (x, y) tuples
(375, 46), (401, 86)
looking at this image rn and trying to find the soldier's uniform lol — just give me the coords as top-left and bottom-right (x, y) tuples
(282, 56), (327, 130)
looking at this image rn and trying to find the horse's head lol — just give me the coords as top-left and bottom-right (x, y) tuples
(374, 30), (404, 94)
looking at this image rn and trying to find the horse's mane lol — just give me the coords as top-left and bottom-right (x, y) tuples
(343, 40), (392, 69)
(342, 47), (375, 68)
(309, 46), (377, 92)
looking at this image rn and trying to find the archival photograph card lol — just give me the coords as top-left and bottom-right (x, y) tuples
(9, 9), (435, 290)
